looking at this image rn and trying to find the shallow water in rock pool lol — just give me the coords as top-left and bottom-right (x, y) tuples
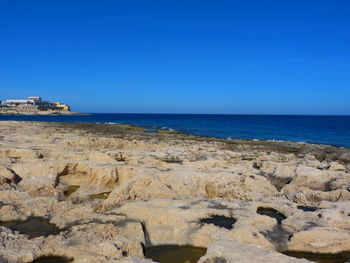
(297, 206), (318, 212)
(31, 256), (73, 263)
(200, 215), (237, 230)
(0, 217), (61, 238)
(145, 245), (207, 263)
(257, 207), (286, 224)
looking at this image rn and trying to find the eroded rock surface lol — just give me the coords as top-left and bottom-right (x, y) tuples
(0, 121), (350, 262)
(198, 240), (310, 263)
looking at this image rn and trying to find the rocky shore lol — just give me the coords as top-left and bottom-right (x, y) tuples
(0, 121), (349, 263)
(0, 109), (86, 116)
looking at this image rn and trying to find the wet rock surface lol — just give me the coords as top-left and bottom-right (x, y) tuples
(0, 121), (350, 262)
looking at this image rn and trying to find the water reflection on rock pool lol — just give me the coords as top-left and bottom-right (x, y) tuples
(145, 245), (207, 263)
(31, 256), (73, 263)
(0, 217), (61, 238)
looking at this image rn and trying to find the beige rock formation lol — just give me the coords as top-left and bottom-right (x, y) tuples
(0, 121), (349, 262)
(198, 240), (310, 263)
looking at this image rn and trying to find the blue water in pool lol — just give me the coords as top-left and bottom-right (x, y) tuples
(0, 114), (349, 148)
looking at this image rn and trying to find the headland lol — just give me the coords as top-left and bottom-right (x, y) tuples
(0, 96), (86, 116)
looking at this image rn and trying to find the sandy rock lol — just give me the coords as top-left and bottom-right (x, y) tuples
(288, 227), (350, 253)
(329, 162), (346, 172)
(319, 209), (350, 230)
(201, 173), (278, 200)
(0, 221), (146, 263)
(0, 190), (31, 206)
(85, 151), (117, 163)
(0, 227), (44, 263)
(198, 240), (310, 263)
(18, 177), (61, 197)
(284, 185), (350, 204)
(110, 199), (232, 247)
(58, 162), (119, 195)
(0, 148), (39, 160)
(228, 226), (276, 251)
(257, 162), (296, 190)
(0, 205), (26, 221)
(116, 257), (156, 263)
(101, 175), (177, 210)
(260, 161), (296, 178)
(110, 199), (289, 251)
(326, 176), (350, 191)
(116, 166), (138, 184)
(0, 165), (22, 184)
(291, 165), (334, 191)
(1, 121), (350, 262)
(102, 171), (278, 211)
(0, 175), (13, 190)
(316, 201), (350, 231)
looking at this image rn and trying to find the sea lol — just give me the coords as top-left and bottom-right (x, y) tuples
(0, 114), (349, 148)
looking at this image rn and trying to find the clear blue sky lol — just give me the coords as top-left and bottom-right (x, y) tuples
(0, 0), (349, 114)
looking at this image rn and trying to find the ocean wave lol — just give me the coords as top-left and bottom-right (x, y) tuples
(106, 122), (121, 125)
(266, 139), (309, 145)
(267, 139), (285, 143)
(160, 126), (176, 131)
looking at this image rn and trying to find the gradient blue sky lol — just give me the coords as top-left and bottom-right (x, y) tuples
(0, 0), (349, 114)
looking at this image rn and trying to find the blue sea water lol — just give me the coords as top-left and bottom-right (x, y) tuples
(0, 114), (349, 148)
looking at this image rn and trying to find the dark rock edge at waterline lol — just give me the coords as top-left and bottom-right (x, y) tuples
(12, 121), (350, 168)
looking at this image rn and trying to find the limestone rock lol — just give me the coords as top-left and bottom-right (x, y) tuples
(291, 165), (334, 191)
(288, 227), (350, 253)
(1, 121), (350, 262)
(0, 175), (13, 190)
(198, 240), (310, 263)
(329, 162), (346, 172)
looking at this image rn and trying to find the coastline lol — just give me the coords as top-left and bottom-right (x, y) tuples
(1, 113), (348, 149)
(0, 121), (349, 262)
(18, 121), (350, 159)
(0, 111), (89, 116)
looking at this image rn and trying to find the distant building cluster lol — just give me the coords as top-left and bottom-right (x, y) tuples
(0, 97), (71, 112)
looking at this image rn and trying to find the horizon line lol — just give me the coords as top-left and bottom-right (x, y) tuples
(82, 112), (350, 117)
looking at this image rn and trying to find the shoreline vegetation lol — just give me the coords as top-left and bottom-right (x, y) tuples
(0, 121), (349, 263)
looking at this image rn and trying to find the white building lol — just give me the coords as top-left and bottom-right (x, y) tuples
(1, 97), (70, 111)
(5, 97), (53, 108)
(5, 100), (32, 106)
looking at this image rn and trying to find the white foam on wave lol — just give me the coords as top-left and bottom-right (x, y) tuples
(106, 122), (121, 125)
(267, 139), (285, 143)
(160, 127), (176, 131)
(267, 139), (308, 145)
